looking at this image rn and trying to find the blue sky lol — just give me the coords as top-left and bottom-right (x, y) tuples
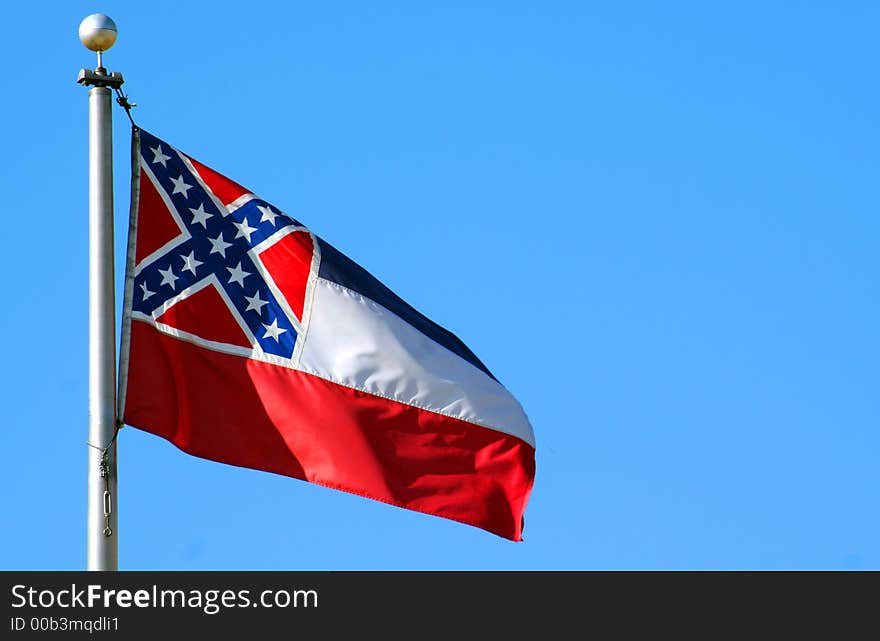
(1, 2), (877, 569)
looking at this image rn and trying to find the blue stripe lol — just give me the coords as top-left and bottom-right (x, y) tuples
(315, 238), (497, 381)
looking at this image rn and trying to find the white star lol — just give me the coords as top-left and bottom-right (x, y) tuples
(233, 217), (258, 243)
(139, 281), (155, 300)
(180, 251), (204, 276)
(150, 145), (171, 167)
(244, 291), (269, 314)
(227, 262), (251, 287)
(258, 204), (279, 226)
(208, 232), (232, 258)
(158, 265), (178, 289)
(170, 174), (193, 198)
(262, 318), (287, 342)
(189, 203), (212, 228)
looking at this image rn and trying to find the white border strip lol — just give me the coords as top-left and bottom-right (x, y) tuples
(117, 128), (141, 424)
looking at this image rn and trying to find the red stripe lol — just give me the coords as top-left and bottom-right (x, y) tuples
(123, 322), (535, 541)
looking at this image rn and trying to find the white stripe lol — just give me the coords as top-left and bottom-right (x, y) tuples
(298, 278), (535, 447)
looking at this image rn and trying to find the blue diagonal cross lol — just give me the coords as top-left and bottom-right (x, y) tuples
(132, 130), (306, 359)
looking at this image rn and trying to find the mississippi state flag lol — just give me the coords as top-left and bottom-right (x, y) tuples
(120, 129), (535, 540)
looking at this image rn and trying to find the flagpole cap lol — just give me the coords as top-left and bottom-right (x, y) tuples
(79, 14), (117, 52)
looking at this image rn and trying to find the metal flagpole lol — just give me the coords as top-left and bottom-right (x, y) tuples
(77, 14), (124, 571)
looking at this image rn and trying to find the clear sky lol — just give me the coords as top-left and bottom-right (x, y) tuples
(2, 1), (877, 570)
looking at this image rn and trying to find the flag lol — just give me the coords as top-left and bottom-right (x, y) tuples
(119, 129), (536, 540)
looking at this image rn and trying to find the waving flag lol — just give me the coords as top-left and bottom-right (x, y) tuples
(119, 129), (535, 540)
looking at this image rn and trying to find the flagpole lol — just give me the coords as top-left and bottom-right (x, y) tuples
(78, 14), (124, 571)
